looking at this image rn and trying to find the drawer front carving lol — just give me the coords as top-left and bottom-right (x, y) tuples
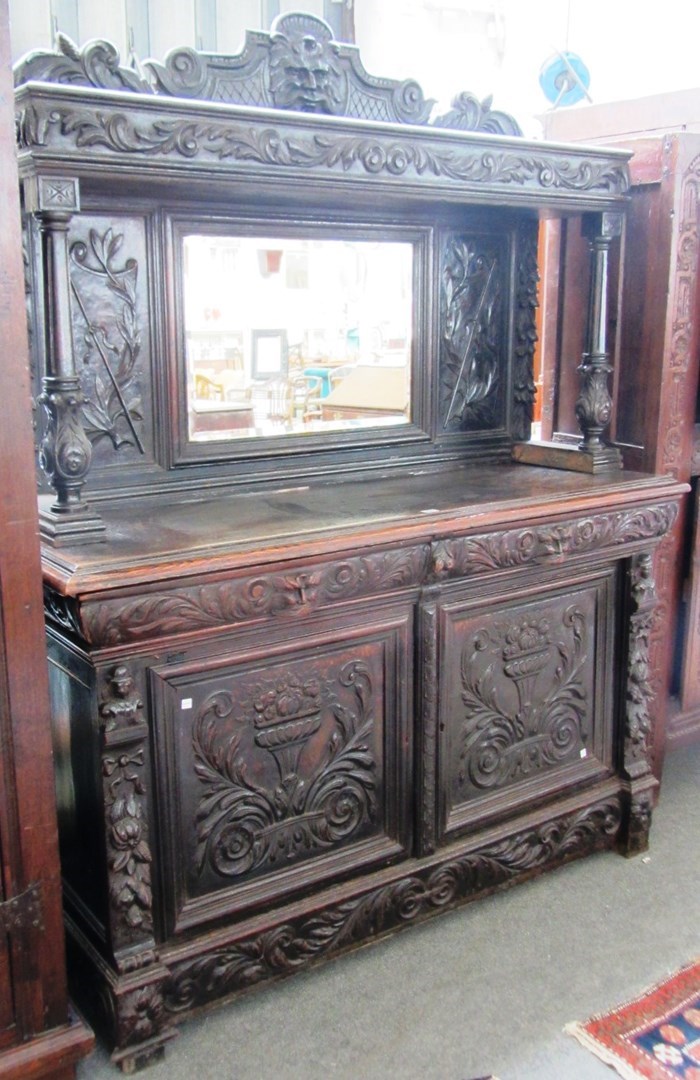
(152, 608), (412, 933)
(435, 572), (615, 840)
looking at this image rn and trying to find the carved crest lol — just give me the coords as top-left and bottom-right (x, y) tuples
(14, 14), (522, 135)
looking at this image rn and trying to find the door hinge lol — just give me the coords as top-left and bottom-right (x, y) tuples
(0, 882), (44, 935)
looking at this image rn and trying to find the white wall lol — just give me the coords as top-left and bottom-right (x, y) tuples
(9, 0), (700, 137)
(354, 0), (700, 136)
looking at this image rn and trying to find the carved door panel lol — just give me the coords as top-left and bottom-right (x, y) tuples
(431, 568), (616, 843)
(151, 604), (413, 935)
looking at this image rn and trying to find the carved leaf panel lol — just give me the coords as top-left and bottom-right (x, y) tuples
(151, 609), (412, 933)
(438, 231), (508, 433)
(434, 574), (615, 840)
(67, 215), (154, 468)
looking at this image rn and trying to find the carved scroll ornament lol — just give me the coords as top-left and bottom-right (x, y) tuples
(163, 796), (620, 1013)
(432, 504), (679, 581)
(458, 606), (588, 792)
(69, 505), (678, 649)
(193, 661), (377, 880)
(16, 103), (628, 201)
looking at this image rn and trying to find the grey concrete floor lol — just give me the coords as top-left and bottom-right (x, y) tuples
(78, 742), (700, 1079)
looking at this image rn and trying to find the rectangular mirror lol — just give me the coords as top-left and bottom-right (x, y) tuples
(182, 235), (414, 443)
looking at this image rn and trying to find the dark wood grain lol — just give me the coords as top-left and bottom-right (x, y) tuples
(541, 104), (700, 772)
(15, 21), (687, 1071)
(0, 1), (93, 1075)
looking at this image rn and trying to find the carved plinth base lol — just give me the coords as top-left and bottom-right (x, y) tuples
(512, 439), (623, 473)
(617, 777), (658, 857)
(65, 919), (176, 1075)
(39, 504), (106, 546)
(112, 1029), (178, 1075)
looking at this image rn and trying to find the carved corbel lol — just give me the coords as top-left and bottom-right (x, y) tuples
(26, 175), (105, 544)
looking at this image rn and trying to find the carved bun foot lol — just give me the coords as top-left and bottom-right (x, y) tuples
(617, 781), (657, 857)
(111, 1029), (178, 1075)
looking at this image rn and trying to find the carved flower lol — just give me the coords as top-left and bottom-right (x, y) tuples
(112, 812), (143, 851)
(120, 988), (163, 1044)
(361, 144), (387, 173)
(386, 145), (410, 175)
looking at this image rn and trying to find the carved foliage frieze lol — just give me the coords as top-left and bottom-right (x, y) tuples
(99, 665), (154, 946)
(431, 504), (678, 582)
(439, 234), (504, 431)
(15, 102), (629, 199)
(455, 605), (589, 797)
(75, 505), (677, 648)
(192, 660), (377, 882)
(69, 226), (146, 458)
(81, 545), (430, 646)
(162, 797), (621, 1013)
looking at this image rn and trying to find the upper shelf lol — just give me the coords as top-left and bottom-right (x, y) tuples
(13, 11), (630, 213)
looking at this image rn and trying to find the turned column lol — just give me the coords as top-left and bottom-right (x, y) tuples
(28, 176), (105, 543)
(575, 211), (623, 470)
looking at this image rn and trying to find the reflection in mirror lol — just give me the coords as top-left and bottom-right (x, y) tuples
(183, 236), (413, 442)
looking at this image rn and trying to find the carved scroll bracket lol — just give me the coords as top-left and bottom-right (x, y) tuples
(27, 176), (105, 544)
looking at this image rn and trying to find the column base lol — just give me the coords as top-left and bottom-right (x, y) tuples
(40, 505), (106, 546)
(513, 438), (623, 473)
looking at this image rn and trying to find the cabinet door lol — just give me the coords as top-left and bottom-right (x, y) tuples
(151, 603), (413, 934)
(429, 568), (616, 844)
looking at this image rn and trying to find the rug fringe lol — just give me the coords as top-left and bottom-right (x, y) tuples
(564, 1021), (649, 1080)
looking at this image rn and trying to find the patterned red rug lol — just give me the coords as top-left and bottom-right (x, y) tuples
(567, 960), (700, 1079)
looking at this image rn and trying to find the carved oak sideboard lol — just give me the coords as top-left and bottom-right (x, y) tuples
(14, 13), (685, 1071)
